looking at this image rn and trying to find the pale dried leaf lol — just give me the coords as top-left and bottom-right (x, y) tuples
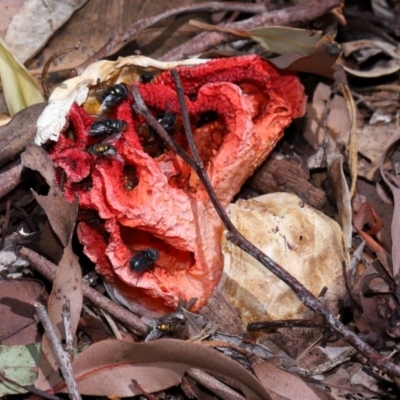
(0, 0), (24, 38)
(4, 0), (88, 63)
(220, 193), (345, 327)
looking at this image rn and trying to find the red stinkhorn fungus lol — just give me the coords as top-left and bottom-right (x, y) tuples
(37, 55), (306, 317)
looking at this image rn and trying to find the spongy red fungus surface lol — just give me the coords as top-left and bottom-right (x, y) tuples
(46, 55), (306, 317)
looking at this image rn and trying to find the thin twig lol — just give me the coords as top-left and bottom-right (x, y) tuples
(41, 43), (81, 99)
(162, 0), (341, 60)
(62, 300), (74, 359)
(20, 247), (148, 336)
(100, 309), (123, 339)
(247, 319), (324, 331)
(0, 197), (11, 250)
(187, 369), (245, 400)
(75, 2), (268, 75)
(34, 302), (81, 400)
(131, 72), (400, 378)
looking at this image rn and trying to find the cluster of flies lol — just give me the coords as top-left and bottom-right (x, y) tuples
(87, 82), (176, 158)
(87, 74), (170, 281)
(85, 73), (220, 284)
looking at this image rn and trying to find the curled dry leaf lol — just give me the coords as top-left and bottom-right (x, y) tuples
(353, 202), (391, 278)
(35, 54), (305, 317)
(53, 338), (272, 399)
(342, 39), (400, 78)
(220, 193), (345, 326)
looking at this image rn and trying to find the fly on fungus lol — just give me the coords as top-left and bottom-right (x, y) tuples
(36, 55), (306, 317)
(88, 119), (126, 137)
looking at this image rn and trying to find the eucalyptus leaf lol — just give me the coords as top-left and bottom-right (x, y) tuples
(248, 26), (322, 56)
(0, 36), (44, 116)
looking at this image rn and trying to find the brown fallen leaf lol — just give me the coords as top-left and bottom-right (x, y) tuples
(0, 279), (45, 345)
(21, 143), (82, 390)
(249, 355), (321, 400)
(53, 338), (272, 399)
(380, 127), (400, 293)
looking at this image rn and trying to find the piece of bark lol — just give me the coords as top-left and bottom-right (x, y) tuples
(0, 103), (46, 168)
(0, 160), (23, 199)
(248, 155), (326, 210)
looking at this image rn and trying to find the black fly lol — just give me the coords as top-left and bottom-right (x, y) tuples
(129, 248), (159, 272)
(100, 83), (128, 110)
(87, 143), (118, 156)
(129, 248), (160, 286)
(140, 72), (154, 84)
(138, 112), (176, 158)
(157, 112), (176, 132)
(88, 119), (126, 137)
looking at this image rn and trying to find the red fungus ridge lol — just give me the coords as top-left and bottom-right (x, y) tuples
(46, 55), (306, 317)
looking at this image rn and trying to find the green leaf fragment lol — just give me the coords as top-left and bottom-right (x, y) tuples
(0, 343), (40, 396)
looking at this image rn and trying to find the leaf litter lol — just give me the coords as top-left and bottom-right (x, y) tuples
(2, 0), (400, 399)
